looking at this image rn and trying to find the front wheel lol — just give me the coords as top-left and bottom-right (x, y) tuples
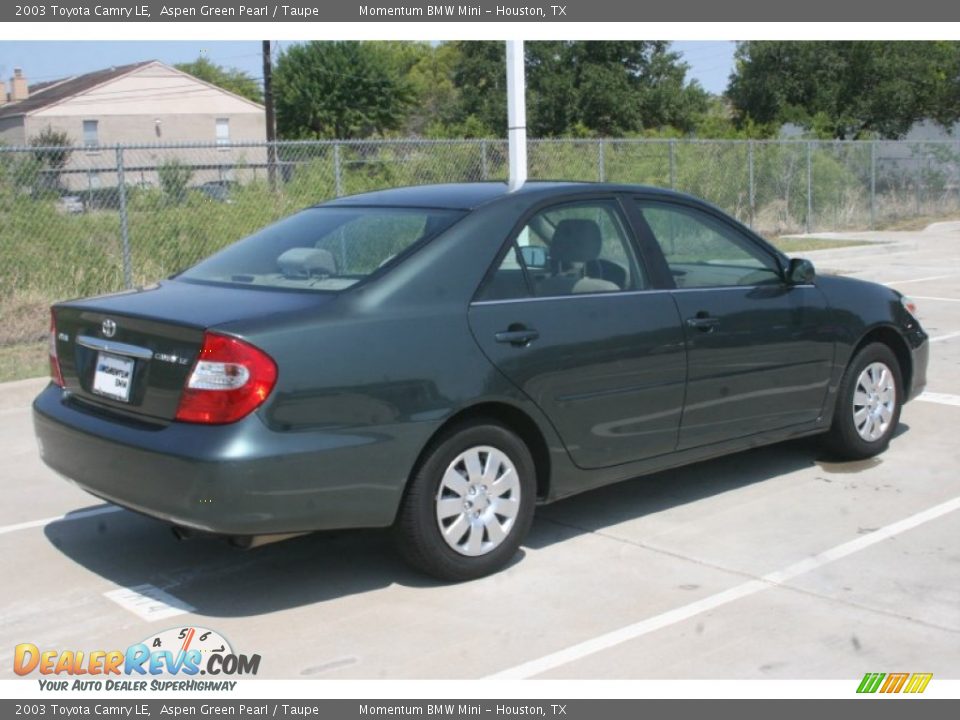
(393, 421), (536, 581)
(824, 343), (902, 460)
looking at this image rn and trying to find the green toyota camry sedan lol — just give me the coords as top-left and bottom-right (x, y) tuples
(33, 182), (929, 580)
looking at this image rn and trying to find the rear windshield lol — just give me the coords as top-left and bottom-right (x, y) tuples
(178, 206), (465, 292)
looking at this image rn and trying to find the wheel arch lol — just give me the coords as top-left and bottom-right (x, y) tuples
(851, 324), (913, 396)
(406, 401), (552, 505)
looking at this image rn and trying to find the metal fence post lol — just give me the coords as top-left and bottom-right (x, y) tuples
(597, 139), (605, 182)
(115, 146), (132, 289)
(956, 138), (960, 213)
(333, 142), (343, 197)
(870, 141), (877, 229)
(915, 153), (922, 216)
(267, 140), (278, 192)
(480, 140), (489, 180)
(806, 141), (813, 234)
(748, 140), (755, 229)
(669, 140), (676, 189)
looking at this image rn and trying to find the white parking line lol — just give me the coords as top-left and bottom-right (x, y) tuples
(911, 295), (960, 303)
(0, 506), (122, 536)
(104, 584), (195, 621)
(931, 331), (960, 343)
(883, 274), (960, 286)
(487, 495), (960, 679)
(918, 392), (960, 408)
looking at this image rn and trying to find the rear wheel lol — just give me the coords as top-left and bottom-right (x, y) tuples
(393, 421), (536, 581)
(824, 343), (902, 460)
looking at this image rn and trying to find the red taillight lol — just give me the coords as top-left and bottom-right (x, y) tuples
(174, 332), (277, 424)
(49, 310), (64, 388)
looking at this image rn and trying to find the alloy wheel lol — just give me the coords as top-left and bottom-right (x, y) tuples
(852, 361), (896, 442)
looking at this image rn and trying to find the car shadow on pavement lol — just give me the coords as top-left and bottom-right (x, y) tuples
(41, 427), (908, 617)
(526, 426), (908, 549)
(43, 509), (446, 617)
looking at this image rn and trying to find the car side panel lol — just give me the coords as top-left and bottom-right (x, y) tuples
(468, 293), (687, 469)
(671, 284), (834, 449)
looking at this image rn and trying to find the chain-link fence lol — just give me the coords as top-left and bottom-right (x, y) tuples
(2, 137), (959, 367)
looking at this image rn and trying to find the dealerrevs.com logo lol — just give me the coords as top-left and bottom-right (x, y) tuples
(14, 627), (260, 692)
(857, 672), (933, 694)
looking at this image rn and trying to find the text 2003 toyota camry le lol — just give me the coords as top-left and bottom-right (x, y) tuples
(34, 182), (928, 580)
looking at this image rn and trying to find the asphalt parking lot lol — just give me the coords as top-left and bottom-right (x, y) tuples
(2, 223), (959, 681)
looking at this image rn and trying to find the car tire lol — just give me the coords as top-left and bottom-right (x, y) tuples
(393, 420), (536, 582)
(824, 342), (903, 460)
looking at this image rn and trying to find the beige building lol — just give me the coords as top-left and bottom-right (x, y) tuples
(0, 60), (267, 189)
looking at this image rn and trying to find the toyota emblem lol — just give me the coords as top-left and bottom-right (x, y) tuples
(101, 319), (117, 338)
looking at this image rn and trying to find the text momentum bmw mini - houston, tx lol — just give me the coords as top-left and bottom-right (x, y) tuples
(33, 183), (928, 580)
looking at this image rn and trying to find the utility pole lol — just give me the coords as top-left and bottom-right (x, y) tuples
(262, 40), (278, 190)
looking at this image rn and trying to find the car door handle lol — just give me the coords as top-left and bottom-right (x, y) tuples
(495, 327), (540, 346)
(685, 315), (720, 332)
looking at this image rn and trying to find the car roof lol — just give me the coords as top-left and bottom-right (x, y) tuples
(320, 181), (691, 211)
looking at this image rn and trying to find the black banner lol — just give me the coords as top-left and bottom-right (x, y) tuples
(3, 0), (960, 22)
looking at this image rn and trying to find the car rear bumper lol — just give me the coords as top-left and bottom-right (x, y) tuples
(33, 384), (425, 536)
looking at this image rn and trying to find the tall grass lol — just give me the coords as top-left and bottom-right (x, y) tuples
(2, 141), (959, 356)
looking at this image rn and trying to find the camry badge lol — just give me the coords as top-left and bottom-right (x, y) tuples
(101, 319), (117, 338)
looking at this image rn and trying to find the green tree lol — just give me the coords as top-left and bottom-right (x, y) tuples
(174, 56), (262, 104)
(727, 41), (960, 139)
(451, 41), (508, 136)
(29, 126), (73, 192)
(404, 43), (463, 137)
(157, 159), (194, 204)
(451, 41), (708, 137)
(273, 41), (414, 139)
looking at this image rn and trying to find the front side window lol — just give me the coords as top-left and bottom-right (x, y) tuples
(636, 201), (782, 288)
(82, 120), (98, 148)
(479, 200), (646, 301)
(178, 206), (464, 292)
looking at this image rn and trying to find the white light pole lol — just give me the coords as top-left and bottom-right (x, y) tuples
(506, 40), (527, 192)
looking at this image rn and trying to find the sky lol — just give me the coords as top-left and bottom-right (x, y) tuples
(0, 40), (737, 96)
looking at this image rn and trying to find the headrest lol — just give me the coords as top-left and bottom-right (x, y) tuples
(277, 247), (337, 278)
(551, 219), (603, 264)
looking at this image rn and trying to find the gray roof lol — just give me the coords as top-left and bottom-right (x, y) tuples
(0, 61), (157, 119)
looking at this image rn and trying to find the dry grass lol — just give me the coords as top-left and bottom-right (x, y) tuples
(770, 237), (872, 253)
(1, 289), (51, 348)
(0, 341), (46, 383)
(876, 214), (960, 232)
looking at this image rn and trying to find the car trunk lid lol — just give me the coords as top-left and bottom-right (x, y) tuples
(52, 280), (332, 422)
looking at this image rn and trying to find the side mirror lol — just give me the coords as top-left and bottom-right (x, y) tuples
(519, 245), (548, 270)
(786, 257), (816, 285)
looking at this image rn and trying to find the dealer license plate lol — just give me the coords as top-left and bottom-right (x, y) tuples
(92, 352), (134, 402)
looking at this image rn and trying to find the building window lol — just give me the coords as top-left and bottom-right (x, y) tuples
(83, 120), (99, 148)
(216, 118), (230, 146)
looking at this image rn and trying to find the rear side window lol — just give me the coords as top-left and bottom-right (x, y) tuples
(178, 207), (464, 292)
(477, 199), (647, 301)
